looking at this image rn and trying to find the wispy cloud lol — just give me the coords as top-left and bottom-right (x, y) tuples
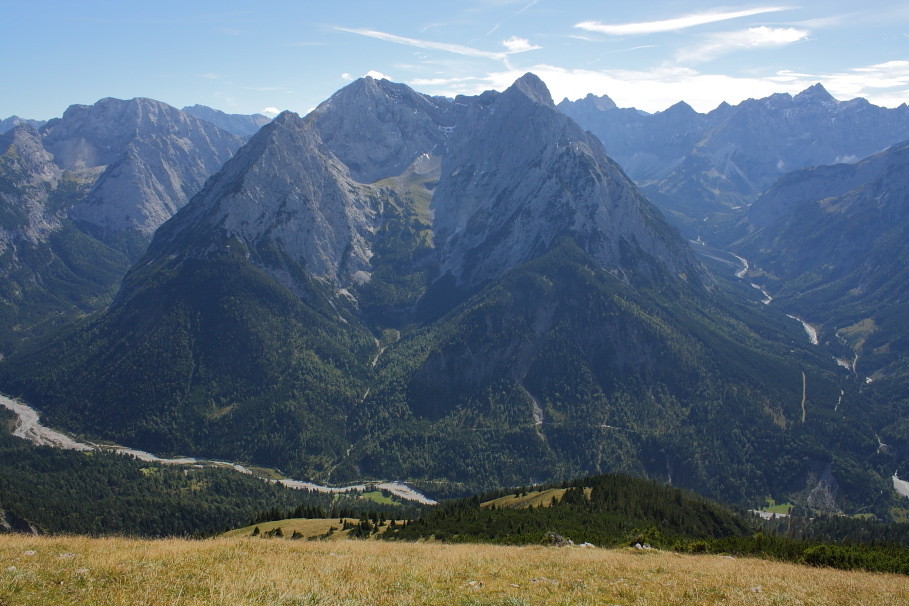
(260, 107), (280, 117)
(606, 44), (657, 54)
(488, 0), (540, 35)
(576, 6), (790, 36)
(365, 70), (391, 80)
(677, 26), (809, 63)
(502, 36), (540, 53)
(336, 27), (508, 60)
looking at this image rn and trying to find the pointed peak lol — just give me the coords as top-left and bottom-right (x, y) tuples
(663, 100), (695, 115)
(582, 92), (618, 111)
(794, 83), (836, 104)
(271, 110), (301, 124)
(2, 121), (40, 140)
(507, 73), (554, 108)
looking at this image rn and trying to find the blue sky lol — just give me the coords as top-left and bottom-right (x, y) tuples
(3, 1), (908, 119)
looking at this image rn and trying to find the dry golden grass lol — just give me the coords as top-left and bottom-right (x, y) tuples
(220, 518), (398, 541)
(482, 488), (592, 510)
(2, 533), (908, 605)
(482, 488), (568, 510)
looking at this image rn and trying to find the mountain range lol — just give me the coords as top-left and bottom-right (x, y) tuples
(1, 74), (894, 514)
(559, 84), (909, 237)
(0, 98), (243, 351)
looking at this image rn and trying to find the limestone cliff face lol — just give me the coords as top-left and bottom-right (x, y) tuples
(149, 111), (382, 289)
(41, 97), (244, 238)
(0, 99), (245, 347)
(307, 77), (453, 184)
(149, 74), (705, 296)
(431, 74), (701, 287)
(0, 125), (64, 251)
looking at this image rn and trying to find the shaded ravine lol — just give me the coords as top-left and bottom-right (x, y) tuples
(727, 251), (909, 501)
(730, 253), (819, 345)
(0, 393), (437, 505)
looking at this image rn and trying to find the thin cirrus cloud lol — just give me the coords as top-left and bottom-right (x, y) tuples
(335, 27), (539, 61)
(576, 6), (791, 35)
(676, 26), (809, 63)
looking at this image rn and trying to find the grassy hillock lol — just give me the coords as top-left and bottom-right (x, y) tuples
(386, 474), (750, 546)
(383, 474), (909, 576)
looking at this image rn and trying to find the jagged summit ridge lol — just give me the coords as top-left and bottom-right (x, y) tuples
(148, 74), (704, 295)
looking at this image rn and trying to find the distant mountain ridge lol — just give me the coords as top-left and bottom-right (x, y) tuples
(182, 104), (271, 137)
(559, 84), (909, 235)
(0, 116), (46, 135)
(0, 98), (243, 352)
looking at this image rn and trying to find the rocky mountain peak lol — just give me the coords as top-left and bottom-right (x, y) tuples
(431, 76), (704, 287)
(506, 72), (555, 108)
(663, 100), (696, 116)
(42, 97), (215, 171)
(147, 73), (704, 297)
(589, 93), (618, 111)
(308, 77), (452, 183)
(0, 115), (46, 135)
(34, 96), (246, 239)
(794, 82), (836, 105)
(147, 106), (379, 290)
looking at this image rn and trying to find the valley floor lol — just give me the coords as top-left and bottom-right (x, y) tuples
(2, 535), (907, 605)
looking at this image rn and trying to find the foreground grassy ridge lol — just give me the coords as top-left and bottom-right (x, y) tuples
(3, 535), (909, 605)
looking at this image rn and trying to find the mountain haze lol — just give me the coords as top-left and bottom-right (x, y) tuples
(559, 85), (909, 236)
